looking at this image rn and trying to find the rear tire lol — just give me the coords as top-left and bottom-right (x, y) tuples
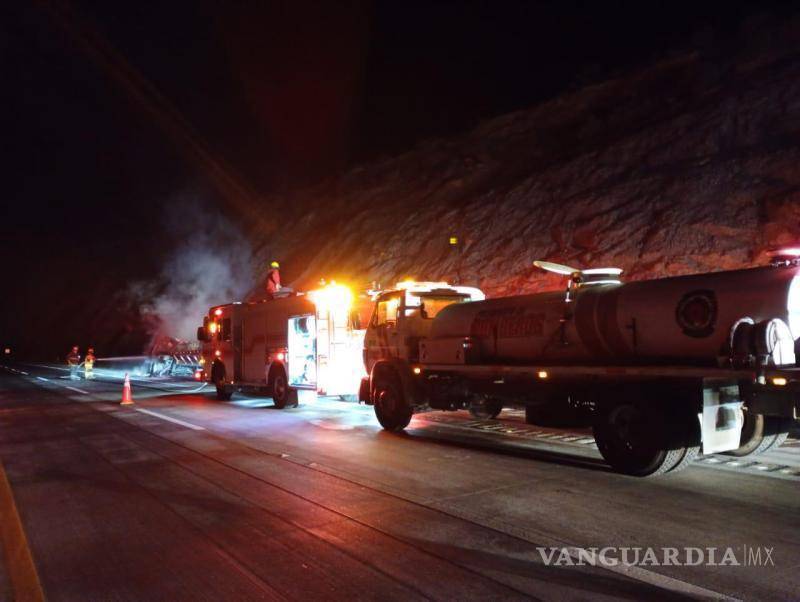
(723, 413), (791, 457)
(373, 372), (412, 432)
(593, 402), (687, 477)
(469, 398), (503, 420)
(269, 365), (294, 409)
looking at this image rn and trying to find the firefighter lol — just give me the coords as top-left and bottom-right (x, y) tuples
(266, 261), (281, 297)
(66, 345), (81, 380)
(84, 347), (96, 380)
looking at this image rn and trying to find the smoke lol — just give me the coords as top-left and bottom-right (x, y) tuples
(132, 195), (257, 347)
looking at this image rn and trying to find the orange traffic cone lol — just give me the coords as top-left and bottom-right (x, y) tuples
(121, 373), (134, 405)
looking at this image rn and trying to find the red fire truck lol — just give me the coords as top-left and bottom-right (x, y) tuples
(197, 284), (373, 406)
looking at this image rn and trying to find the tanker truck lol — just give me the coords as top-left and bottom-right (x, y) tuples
(359, 257), (800, 476)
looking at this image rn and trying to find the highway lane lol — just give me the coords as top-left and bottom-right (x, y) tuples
(1, 363), (799, 600)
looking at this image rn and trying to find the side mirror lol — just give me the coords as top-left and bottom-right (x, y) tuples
(197, 326), (207, 342)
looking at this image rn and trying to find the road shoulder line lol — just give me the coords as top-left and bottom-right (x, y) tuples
(0, 460), (45, 602)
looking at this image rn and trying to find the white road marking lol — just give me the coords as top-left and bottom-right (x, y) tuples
(133, 408), (205, 431)
(64, 386), (89, 395)
(36, 377), (48, 382)
(18, 371), (28, 375)
(562, 546), (741, 602)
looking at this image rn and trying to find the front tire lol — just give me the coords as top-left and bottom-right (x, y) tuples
(373, 372), (412, 432)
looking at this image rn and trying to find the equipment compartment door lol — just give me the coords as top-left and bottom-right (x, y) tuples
(242, 311), (267, 383)
(288, 314), (316, 388)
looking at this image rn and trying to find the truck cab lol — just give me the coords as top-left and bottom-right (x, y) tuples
(362, 281), (485, 394)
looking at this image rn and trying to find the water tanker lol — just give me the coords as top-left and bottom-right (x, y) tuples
(360, 259), (800, 477)
(426, 264), (800, 368)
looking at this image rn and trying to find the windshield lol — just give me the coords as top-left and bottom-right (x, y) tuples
(405, 293), (469, 319)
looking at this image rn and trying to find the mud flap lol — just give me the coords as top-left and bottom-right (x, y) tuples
(701, 389), (744, 454)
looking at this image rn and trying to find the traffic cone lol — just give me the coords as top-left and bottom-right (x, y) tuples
(121, 373), (134, 405)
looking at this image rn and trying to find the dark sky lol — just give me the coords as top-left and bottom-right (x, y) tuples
(1, 0), (794, 357)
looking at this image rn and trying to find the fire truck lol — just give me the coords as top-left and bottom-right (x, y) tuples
(197, 284), (373, 406)
(359, 259), (800, 477)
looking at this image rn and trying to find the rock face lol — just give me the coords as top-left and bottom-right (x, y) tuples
(261, 43), (800, 299)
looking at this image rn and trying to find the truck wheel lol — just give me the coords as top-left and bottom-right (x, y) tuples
(212, 363), (233, 401)
(469, 398), (503, 420)
(668, 445), (700, 473)
(762, 417), (793, 452)
(593, 402), (683, 477)
(727, 414), (793, 457)
(666, 408), (701, 473)
(723, 411), (767, 457)
(373, 372), (412, 432)
(215, 381), (233, 401)
(269, 365), (295, 409)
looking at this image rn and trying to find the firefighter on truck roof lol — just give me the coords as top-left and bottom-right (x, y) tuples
(266, 261), (281, 297)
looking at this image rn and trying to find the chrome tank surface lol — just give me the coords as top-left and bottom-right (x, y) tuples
(429, 266), (800, 366)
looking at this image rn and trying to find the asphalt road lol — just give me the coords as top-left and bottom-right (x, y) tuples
(0, 363), (798, 601)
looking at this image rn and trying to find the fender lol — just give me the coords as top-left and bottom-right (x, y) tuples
(370, 359), (424, 408)
(210, 360), (226, 382)
(266, 359), (286, 386)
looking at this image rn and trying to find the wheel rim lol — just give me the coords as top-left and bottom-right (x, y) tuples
(601, 404), (665, 470)
(377, 386), (398, 416)
(274, 375), (287, 400)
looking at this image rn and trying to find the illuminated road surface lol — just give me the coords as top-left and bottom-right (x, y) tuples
(1, 364), (798, 601)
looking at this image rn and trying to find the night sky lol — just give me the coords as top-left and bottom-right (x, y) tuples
(2, 0), (793, 358)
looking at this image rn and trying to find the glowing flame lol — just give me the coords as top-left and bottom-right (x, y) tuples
(309, 282), (353, 314)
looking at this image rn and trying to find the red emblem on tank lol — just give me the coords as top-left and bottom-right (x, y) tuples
(675, 290), (717, 338)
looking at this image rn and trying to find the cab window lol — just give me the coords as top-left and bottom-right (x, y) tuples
(406, 294), (468, 319)
(373, 295), (400, 327)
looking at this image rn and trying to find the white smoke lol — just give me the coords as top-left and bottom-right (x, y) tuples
(133, 196), (257, 346)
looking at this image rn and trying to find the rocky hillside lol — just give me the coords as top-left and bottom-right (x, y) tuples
(258, 36), (800, 298)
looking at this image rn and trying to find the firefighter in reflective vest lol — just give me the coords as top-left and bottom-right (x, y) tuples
(266, 261), (281, 297)
(66, 346), (81, 380)
(84, 347), (96, 380)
